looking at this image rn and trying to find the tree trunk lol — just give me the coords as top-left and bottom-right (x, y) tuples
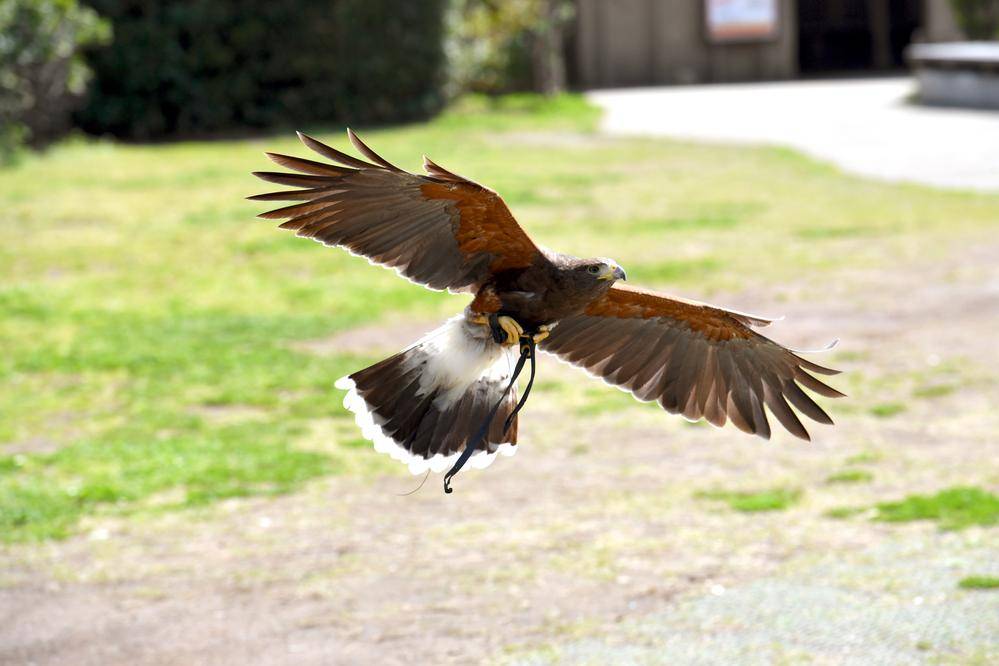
(531, 0), (567, 95)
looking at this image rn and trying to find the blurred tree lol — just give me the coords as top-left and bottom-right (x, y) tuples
(447, 0), (573, 95)
(949, 0), (999, 39)
(0, 0), (109, 161)
(76, 0), (446, 139)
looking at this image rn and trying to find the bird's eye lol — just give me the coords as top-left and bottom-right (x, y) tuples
(587, 265), (601, 275)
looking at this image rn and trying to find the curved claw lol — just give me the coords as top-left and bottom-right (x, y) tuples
(532, 324), (551, 344)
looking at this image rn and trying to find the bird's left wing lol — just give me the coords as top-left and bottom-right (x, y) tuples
(540, 284), (844, 440)
(251, 130), (543, 293)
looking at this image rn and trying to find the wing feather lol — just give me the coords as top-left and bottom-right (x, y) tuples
(347, 129), (404, 172)
(297, 131), (375, 169)
(265, 152), (356, 176)
(252, 130), (545, 293)
(252, 171), (340, 188)
(542, 284), (842, 441)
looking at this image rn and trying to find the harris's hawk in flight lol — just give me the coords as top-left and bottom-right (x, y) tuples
(252, 131), (843, 479)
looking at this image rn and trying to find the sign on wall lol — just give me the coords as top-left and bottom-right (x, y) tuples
(705, 0), (779, 42)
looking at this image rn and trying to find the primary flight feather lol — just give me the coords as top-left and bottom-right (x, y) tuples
(251, 131), (843, 476)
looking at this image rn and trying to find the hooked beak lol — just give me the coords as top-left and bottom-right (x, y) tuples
(599, 263), (627, 281)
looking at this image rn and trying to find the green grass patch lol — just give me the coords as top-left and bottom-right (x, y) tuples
(572, 385), (653, 416)
(0, 420), (338, 542)
(873, 486), (999, 531)
(695, 487), (802, 513)
(958, 575), (999, 590)
(912, 383), (957, 399)
(844, 451), (882, 465)
(869, 402), (907, 418)
(826, 469), (874, 484)
(431, 93), (600, 133)
(795, 225), (882, 239)
(628, 257), (722, 285)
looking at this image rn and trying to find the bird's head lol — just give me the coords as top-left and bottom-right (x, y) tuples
(566, 257), (627, 295)
(578, 257), (627, 283)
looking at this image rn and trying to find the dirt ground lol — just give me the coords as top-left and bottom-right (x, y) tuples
(2, 236), (998, 665)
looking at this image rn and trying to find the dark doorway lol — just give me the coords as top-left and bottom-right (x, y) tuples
(797, 0), (923, 73)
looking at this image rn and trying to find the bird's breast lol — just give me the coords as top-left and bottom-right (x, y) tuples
(497, 287), (593, 330)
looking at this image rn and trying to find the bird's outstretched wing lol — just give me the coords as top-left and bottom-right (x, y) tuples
(250, 130), (543, 292)
(540, 284), (843, 440)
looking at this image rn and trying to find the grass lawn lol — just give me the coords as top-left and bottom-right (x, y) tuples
(3, 93), (999, 542)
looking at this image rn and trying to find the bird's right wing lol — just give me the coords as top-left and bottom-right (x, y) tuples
(541, 284), (844, 440)
(251, 130), (544, 293)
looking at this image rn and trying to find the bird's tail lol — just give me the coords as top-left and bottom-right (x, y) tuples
(335, 312), (520, 474)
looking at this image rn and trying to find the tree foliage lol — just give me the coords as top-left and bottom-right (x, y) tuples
(0, 0), (109, 160)
(447, 0), (573, 95)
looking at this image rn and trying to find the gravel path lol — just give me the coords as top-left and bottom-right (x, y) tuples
(511, 532), (998, 665)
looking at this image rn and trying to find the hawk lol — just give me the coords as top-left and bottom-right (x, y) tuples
(252, 131), (843, 482)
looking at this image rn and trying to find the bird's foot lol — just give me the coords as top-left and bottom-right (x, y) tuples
(469, 313), (524, 346)
(495, 315), (524, 346)
(470, 313), (546, 346)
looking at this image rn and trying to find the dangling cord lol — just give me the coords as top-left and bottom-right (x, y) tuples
(504, 336), (536, 433)
(443, 336), (535, 494)
(396, 469), (431, 496)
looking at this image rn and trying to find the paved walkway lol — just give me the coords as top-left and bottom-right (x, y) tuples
(589, 77), (999, 191)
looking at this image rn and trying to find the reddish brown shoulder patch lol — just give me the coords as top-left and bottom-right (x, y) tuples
(420, 182), (538, 272)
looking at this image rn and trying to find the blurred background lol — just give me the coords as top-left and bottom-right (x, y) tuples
(1, 1), (998, 664)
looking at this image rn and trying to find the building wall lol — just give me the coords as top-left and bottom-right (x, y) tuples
(575, 0), (798, 88)
(573, 0), (963, 89)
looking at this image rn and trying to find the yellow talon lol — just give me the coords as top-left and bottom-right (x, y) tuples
(497, 315), (523, 346)
(532, 324), (551, 343)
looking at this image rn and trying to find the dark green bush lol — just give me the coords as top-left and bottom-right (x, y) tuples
(76, 0), (446, 139)
(0, 0), (109, 160)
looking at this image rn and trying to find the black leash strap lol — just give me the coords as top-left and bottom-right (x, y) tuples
(443, 335), (537, 494)
(504, 337), (536, 433)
